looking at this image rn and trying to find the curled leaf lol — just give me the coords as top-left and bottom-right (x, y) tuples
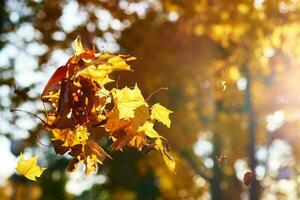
(243, 171), (256, 186)
(155, 139), (175, 173)
(74, 36), (84, 56)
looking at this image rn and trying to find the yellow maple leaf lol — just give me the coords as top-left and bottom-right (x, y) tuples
(155, 139), (175, 173)
(74, 36), (84, 56)
(107, 55), (131, 71)
(77, 53), (134, 86)
(150, 103), (173, 128)
(130, 105), (149, 131)
(85, 154), (101, 175)
(77, 65), (114, 86)
(112, 85), (148, 119)
(80, 142), (111, 175)
(138, 121), (160, 138)
(87, 53), (135, 71)
(52, 126), (89, 146)
(16, 153), (46, 181)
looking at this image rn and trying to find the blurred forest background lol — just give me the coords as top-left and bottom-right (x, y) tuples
(1, 0), (300, 199)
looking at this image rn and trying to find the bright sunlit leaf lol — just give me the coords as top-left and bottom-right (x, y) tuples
(138, 121), (160, 138)
(112, 85), (148, 119)
(38, 37), (175, 174)
(16, 153), (46, 181)
(155, 139), (175, 173)
(74, 36), (84, 56)
(151, 103), (173, 128)
(78, 65), (114, 86)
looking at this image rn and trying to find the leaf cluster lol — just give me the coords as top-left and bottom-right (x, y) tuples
(38, 37), (175, 175)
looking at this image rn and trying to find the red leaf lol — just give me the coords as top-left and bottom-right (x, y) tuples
(42, 65), (67, 96)
(80, 52), (97, 60)
(243, 171), (256, 186)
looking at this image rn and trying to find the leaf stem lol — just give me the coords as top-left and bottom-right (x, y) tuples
(145, 87), (168, 102)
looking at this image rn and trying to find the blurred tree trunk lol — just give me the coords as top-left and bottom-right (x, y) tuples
(210, 99), (223, 200)
(243, 66), (260, 200)
(211, 135), (222, 200)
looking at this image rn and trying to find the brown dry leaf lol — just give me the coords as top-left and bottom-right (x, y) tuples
(104, 108), (131, 134)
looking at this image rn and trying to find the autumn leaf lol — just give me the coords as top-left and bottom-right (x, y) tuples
(107, 55), (132, 71)
(77, 53), (134, 86)
(105, 106), (149, 150)
(77, 65), (114, 86)
(104, 108), (131, 134)
(38, 37), (175, 174)
(129, 131), (147, 149)
(112, 85), (148, 119)
(16, 153), (46, 181)
(243, 171), (256, 187)
(130, 105), (150, 131)
(155, 139), (176, 173)
(74, 36), (84, 56)
(52, 126), (89, 146)
(138, 121), (160, 138)
(42, 65), (67, 96)
(80, 142), (111, 175)
(150, 103), (173, 128)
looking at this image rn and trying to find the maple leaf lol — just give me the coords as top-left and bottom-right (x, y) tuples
(74, 36), (84, 56)
(77, 53), (134, 86)
(42, 90), (61, 105)
(104, 108), (131, 134)
(42, 65), (67, 96)
(106, 55), (133, 70)
(105, 106), (150, 150)
(109, 132), (132, 151)
(77, 142), (111, 175)
(130, 105), (150, 131)
(243, 171), (256, 187)
(37, 37), (176, 175)
(129, 131), (147, 149)
(155, 139), (175, 173)
(51, 126), (89, 146)
(77, 65), (114, 86)
(85, 52), (135, 70)
(150, 103), (173, 128)
(138, 121), (160, 138)
(112, 85), (148, 119)
(16, 153), (46, 181)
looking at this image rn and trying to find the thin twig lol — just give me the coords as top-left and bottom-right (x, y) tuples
(10, 108), (48, 125)
(35, 134), (51, 148)
(145, 87), (168, 102)
(116, 75), (121, 89)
